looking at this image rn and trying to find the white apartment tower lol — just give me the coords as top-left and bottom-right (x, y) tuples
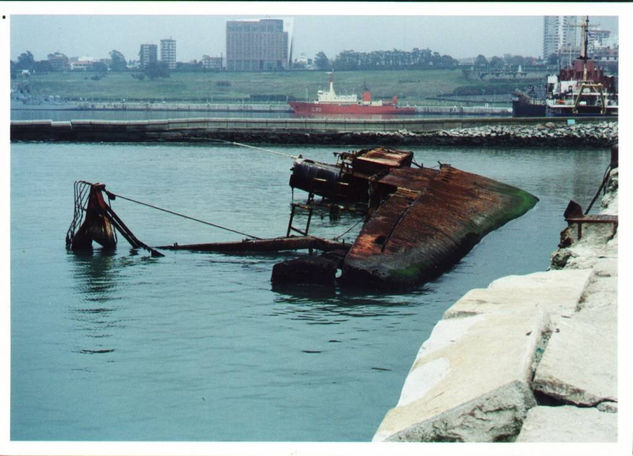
(543, 16), (581, 60)
(160, 38), (177, 70)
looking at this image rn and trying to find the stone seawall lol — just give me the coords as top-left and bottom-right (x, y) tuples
(11, 117), (617, 148)
(373, 162), (618, 442)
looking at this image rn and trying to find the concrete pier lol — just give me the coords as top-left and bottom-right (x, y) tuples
(10, 117), (616, 147)
(11, 101), (510, 115)
(373, 164), (618, 442)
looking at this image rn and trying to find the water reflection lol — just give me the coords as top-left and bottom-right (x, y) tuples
(66, 250), (122, 356)
(68, 249), (119, 298)
(272, 285), (427, 324)
(271, 283), (337, 299)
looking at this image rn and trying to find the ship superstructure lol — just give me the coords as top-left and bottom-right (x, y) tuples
(545, 16), (618, 117)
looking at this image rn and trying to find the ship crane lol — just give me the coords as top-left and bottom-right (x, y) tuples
(573, 16), (607, 114)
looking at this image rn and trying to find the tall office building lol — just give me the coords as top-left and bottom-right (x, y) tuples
(139, 44), (158, 68)
(226, 19), (290, 71)
(160, 38), (177, 70)
(543, 16), (581, 60)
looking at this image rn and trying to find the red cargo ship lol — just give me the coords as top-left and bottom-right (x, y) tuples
(289, 74), (415, 116)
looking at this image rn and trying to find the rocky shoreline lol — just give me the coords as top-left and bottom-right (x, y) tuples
(11, 118), (617, 148)
(410, 121), (618, 147)
(373, 151), (618, 442)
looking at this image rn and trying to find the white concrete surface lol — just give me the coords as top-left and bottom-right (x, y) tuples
(516, 405), (617, 442)
(533, 296), (617, 407)
(373, 298), (546, 441)
(443, 269), (593, 324)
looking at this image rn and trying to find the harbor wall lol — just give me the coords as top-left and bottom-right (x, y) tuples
(12, 101), (509, 115)
(372, 163), (618, 442)
(11, 117), (617, 147)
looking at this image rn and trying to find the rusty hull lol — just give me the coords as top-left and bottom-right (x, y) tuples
(68, 183), (117, 251)
(341, 165), (538, 288)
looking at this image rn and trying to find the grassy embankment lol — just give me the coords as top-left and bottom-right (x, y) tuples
(13, 69), (537, 105)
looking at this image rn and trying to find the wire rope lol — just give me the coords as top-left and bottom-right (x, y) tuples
(106, 191), (261, 240)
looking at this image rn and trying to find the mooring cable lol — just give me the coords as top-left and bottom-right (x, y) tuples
(106, 191), (262, 240)
(584, 162), (613, 215)
(211, 139), (299, 160)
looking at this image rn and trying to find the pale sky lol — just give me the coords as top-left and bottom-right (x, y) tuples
(8, 4), (620, 63)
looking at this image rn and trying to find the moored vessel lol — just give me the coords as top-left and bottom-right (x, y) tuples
(289, 74), (415, 116)
(512, 17), (617, 118)
(545, 17), (618, 117)
(512, 87), (546, 117)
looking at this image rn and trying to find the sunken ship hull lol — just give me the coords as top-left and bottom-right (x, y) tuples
(289, 148), (538, 289)
(340, 165), (538, 288)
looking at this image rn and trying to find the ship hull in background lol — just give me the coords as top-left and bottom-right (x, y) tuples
(511, 99), (546, 117)
(289, 101), (416, 116)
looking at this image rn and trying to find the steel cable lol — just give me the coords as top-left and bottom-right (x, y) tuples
(106, 191), (262, 240)
(212, 139), (299, 159)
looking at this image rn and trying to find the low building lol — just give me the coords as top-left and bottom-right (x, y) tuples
(47, 52), (70, 72)
(202, 55), (223, 71)
(70, 57), (96, 71)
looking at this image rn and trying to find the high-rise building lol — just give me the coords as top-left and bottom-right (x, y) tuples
(226, 19), (290, 71)
(543, 16), (581, 60)
(160, 38), (177, 70)
(139, 44), (158, 68)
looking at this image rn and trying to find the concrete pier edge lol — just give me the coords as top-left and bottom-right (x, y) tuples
(373, 160), (619, 443)
(10, 117), (617, 148)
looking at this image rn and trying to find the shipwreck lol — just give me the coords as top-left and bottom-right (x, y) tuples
(65, 147), (538, 290)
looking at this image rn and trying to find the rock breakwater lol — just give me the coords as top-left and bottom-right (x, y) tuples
(412, 121), (618, 147)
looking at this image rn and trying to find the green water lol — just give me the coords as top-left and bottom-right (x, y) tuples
(10, 141), (609, 441)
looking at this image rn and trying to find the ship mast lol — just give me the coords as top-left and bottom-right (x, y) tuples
(580, 16), (589, 81)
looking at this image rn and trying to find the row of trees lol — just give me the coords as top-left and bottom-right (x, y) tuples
(312, 48), (459, 71)
(11, 50), (129, 75)
(12, 49), (177, 80)
(13, 47), (548, 77)
(11, 49), (225, 79)
(311, 50), (545, 72)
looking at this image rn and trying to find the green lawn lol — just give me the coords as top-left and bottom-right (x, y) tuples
(12, 69), (525, 105)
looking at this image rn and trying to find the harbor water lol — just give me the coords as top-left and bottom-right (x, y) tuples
(10, 141), (609, 441)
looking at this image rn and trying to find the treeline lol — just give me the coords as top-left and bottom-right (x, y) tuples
(313, 48), (459, 71)
(12, 46), (545, 77)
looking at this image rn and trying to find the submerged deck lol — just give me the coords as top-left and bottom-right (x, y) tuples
(157, 235), (349, 253)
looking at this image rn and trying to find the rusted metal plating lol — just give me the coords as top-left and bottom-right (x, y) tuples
(288, 147), (539, 288)
(289, 147), (413, 204)
(560, 200), (618, 246)
(341, 165), (539, 288)
(66, 181), (163, 257)
(66, 181), (117, 251)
